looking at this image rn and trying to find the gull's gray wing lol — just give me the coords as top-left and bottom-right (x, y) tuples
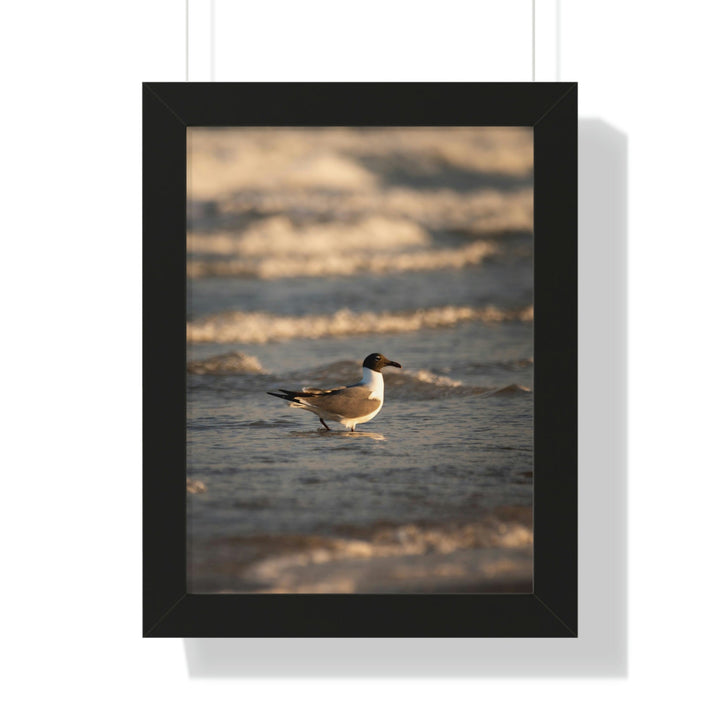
(297, 385), (381, 417)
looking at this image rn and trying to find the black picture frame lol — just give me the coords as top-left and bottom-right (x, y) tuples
(143, 82), (577, 638)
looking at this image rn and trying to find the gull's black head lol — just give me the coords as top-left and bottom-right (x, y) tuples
(362, 353), (402, 372)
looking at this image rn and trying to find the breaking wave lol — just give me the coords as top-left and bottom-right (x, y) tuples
(187, 304), (533, 344)
(202, 187), (533, 237)
(189, 215), (430, 257)
(212, 508), (532, 593)
(187, 351), (266, 375)
(187, 238), (498, 279)
(384, 371), (528, 400)
(188, 127), (533, 201)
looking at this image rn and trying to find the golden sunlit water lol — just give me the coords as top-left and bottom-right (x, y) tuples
(186, 127), (533, 593)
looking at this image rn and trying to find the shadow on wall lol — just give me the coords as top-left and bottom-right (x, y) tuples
(182, 119), (628, 678)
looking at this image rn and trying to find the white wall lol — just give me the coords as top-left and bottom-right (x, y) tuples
(2, 1), (718, 718)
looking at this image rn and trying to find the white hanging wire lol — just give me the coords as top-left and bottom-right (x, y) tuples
(185, 0), (216, 81)
(556, 0), (561, 81)
(532, 0), (536, 81)
(210, 0), (215, 81)
(534, 1), (562, 82)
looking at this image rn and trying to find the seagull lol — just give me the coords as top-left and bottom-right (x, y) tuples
(267, 353), (402, 431)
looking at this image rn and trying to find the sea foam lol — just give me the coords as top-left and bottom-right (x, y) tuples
(187, 238), (497, 279)
(187, 304), (533, 344)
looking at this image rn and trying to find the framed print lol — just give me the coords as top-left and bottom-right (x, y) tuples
(143, 83), (577, 637)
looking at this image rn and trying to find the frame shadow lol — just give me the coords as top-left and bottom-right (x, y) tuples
(181, 118), (627, 676)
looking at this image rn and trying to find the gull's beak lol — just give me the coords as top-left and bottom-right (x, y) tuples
(386, 359), (402, 369)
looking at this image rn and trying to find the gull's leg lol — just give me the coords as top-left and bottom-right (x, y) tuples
(319, 418), (331, 431)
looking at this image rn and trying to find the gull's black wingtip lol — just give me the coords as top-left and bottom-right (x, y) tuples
(267, 391), (288, 400)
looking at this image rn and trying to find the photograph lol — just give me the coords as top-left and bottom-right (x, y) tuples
(186, 125), (535, 594)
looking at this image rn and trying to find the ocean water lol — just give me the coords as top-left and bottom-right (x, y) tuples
(186, 127), (533, 593)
